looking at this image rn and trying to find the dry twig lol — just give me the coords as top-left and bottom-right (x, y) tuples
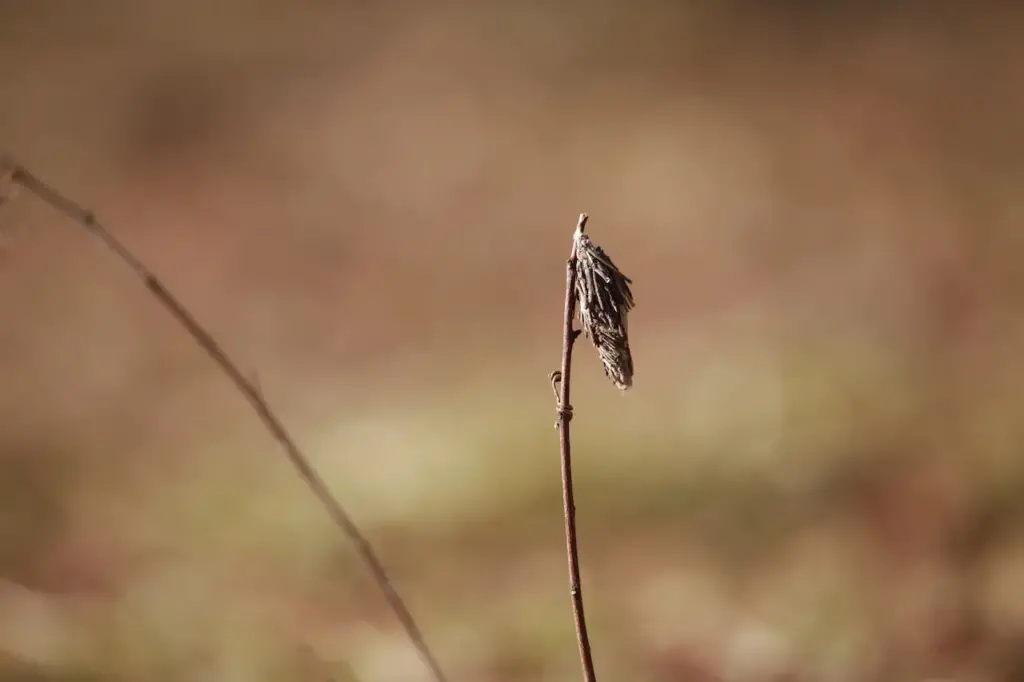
(552, 212), (634, 682)
(1, 157), (447, 682)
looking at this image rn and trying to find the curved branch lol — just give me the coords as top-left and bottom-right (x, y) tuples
(4, 158), (447, 682)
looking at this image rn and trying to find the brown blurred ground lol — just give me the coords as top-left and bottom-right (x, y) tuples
(2, 2), (1024, 681)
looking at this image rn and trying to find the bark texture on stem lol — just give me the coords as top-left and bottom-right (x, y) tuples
(553, 212), (598, 682)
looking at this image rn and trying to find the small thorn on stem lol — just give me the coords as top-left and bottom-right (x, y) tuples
(550, 370), (573, 427)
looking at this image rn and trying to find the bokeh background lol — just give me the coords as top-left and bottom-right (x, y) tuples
(2, 2), (1024, 680)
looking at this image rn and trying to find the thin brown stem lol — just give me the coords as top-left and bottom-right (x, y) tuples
(5, 159), (447, 682)
(553, 212), (598, 682)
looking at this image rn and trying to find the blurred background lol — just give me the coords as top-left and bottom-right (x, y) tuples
(2, 1), (1024, 680)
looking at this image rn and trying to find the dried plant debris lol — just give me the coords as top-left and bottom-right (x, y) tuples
(572, 224), (635, 391)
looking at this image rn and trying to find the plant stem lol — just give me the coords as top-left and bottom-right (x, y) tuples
(554, 212), (598, 682)
(5, 158), (447, 682)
